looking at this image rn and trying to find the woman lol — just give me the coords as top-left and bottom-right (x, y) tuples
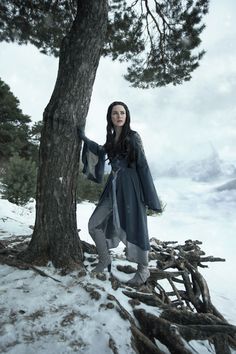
(79, 101), (162, 286)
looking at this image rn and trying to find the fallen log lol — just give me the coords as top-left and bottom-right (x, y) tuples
(122, 290), (167, 308)
(134, 309), (193, 354)
(134, 308), (236, 354)
(131, 325), (165, 354)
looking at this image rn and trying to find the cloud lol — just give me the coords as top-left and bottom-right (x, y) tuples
(0, 43), (58, 122)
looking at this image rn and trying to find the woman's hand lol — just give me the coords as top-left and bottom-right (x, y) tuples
(77, 127), (85, 140)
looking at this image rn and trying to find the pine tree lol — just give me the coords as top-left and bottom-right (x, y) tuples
(2, 154), (37, 206)
(77, 170), (109, 204)
(0, 78), (33, 162)
(0, 0), (209, 87)
(27, 121), (43, 164)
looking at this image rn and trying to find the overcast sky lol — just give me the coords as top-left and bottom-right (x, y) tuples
(0, 0), (235, 169)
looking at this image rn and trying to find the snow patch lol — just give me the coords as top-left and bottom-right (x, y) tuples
(1, 175), (236, 352)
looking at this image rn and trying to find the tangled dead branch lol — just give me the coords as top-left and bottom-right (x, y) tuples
(117, 238), (236, 354)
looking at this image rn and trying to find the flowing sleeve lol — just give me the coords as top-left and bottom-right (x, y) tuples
(78, 129), (106, 183)
(133, 132), (162, 212)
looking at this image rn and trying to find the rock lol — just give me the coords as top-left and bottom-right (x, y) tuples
(215, 179), (236, 191)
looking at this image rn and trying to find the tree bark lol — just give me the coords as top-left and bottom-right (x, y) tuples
(21, 0), (108, 268)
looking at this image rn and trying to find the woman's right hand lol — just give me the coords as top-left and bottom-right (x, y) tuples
(77, 127), (85, 140)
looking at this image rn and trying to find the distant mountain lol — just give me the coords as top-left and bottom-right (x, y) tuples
(215, 179), (236, 191)
(154, 150), (236, 182)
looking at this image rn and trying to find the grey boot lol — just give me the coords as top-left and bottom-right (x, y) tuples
(91, 230), (111, 273)
(126, 264), (150, 286)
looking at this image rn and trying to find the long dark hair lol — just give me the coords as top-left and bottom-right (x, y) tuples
(104, 101), (135, 163)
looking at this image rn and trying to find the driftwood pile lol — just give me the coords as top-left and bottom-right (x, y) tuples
(1, 236), (236, 353)
(110, 238), (236, 354)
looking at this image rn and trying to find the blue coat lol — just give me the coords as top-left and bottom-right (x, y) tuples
(81, 130), (162, 257)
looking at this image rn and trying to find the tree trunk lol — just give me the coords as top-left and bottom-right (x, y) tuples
(21, 0), (108, 268)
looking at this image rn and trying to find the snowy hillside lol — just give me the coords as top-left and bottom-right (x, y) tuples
(1, 175), (236, 353)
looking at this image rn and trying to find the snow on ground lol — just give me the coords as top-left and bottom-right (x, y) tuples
(1, 175), (236, 353)
(0, 260), (144, 354)
(0, 199), (35, 237)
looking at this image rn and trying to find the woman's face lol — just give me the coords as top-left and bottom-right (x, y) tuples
(111, 105), (127, 128)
